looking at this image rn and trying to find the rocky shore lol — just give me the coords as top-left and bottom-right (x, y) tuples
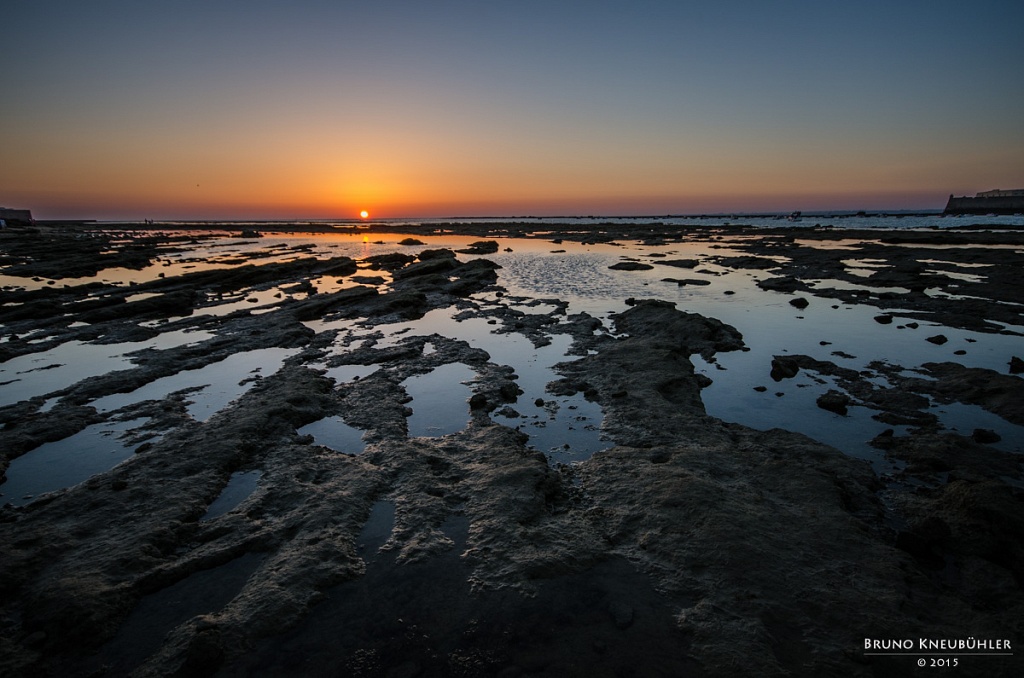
(1, 222), (1022, 676)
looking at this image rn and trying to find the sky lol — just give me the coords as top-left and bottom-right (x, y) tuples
(2, 0), (1023, 220)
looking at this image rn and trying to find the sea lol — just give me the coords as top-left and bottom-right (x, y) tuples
(94, 211), (1024, 231)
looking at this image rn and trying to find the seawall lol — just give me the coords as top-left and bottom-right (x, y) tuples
(944, 195), (1024, 215)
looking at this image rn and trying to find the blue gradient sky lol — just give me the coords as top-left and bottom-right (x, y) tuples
(2, 0), (1022, 219)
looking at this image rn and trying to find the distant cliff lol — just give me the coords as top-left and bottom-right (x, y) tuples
(944, 190), (1024, 215)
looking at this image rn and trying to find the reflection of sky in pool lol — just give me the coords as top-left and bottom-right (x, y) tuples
(402, 363), (476, 438)
(0, 329), (213, 407)
(369, 312), (609, 458)
(298, 416), (367, 454)
(89, 347), (297, 420)
(201, 470), (263, 521)
(0, 418), (144, 506)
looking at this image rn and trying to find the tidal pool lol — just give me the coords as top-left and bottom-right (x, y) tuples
(201, 470), (263, 521)
(298, 416), (367, 454)
(0, 417), (145, 506)
(402, 362), (476, 437)
(89, 347), (298, 420)
(0, 329), (214, 407)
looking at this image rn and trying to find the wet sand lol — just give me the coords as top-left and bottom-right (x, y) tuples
(1, 221), (1022, 676)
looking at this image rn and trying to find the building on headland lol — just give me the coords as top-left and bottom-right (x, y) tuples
(976, 189), (1024, 198)
(944, 189), (1024, 215)
(0, 207), (34, 226)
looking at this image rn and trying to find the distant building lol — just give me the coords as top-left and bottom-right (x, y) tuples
(0, 207), (34, 225)
(944, 190), (1024, 215)
(976, 189), (1024, 198)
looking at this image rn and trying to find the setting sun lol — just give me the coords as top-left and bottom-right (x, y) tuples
(360, 210), (369, 219)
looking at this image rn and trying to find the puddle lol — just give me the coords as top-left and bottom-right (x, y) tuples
(357, 499), (396, 560)
(929, 401), (1024, 454)
(692, 353), (905, 474)
(0, 330), (214, 407)
(694, 340), (1024, 472)
(89, 347), (297, 420)
(0, 418), (145, 506)
(298, 416), (367, 454)
(201, 470), (263, 521)
(93, 552), (264, 675)
(497, 393), (607, 464)
(403, 362), (476, 437)
(361, 307), (465, 350)
(321, 363), (379, 384)
(370, 312), (611, 459)
(807, 278), (912, 295)
(192, 287), (294, 317)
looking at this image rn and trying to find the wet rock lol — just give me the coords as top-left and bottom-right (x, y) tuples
(611, 299), (744, 358)
(350, 275), (386, 285)
(882, 430), (1020, 478)
(816, 391), (850, 415)
(869, 428), (896, 449)
(0, 227), (170, 279)
(885, 469), (1024, 593)
(911, 362), (1024, 425)
(926, 334), (948, 345)
(873, 314), (893, 324)
(653, 258), (699, 269)
(757, 276), (806, 294)
(399, 238), (425, 246)
(291, 286), (379, 322)
(770, 356), (800, 381)
(456, 240), (499, 255)
(661, 278), (710, 286)
(391, 257), (456, 280)
(608, 261), (654, 271)
(0, 405), (109, 472)
(444, 259), (500, 297)
(1010, 356), (1024, 374)
(789, 297), (809, 309)
(417, 248), (456, 261)
(972, 428), (1002, 444)
(716, 255), (779, 270)
(365, 252), (417, 271)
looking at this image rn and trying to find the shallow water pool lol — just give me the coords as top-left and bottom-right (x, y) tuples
(0, 417), (145, 506)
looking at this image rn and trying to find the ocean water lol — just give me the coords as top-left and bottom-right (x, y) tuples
(96, 212), (1024, 231)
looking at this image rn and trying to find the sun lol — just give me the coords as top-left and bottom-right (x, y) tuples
(359, 210), (369, 219)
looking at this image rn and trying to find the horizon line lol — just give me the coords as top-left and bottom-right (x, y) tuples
(41, 208), (956, 224)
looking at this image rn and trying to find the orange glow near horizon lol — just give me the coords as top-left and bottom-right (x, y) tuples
(360, 210), (369, 219)
(2, 4), (1022, 222)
